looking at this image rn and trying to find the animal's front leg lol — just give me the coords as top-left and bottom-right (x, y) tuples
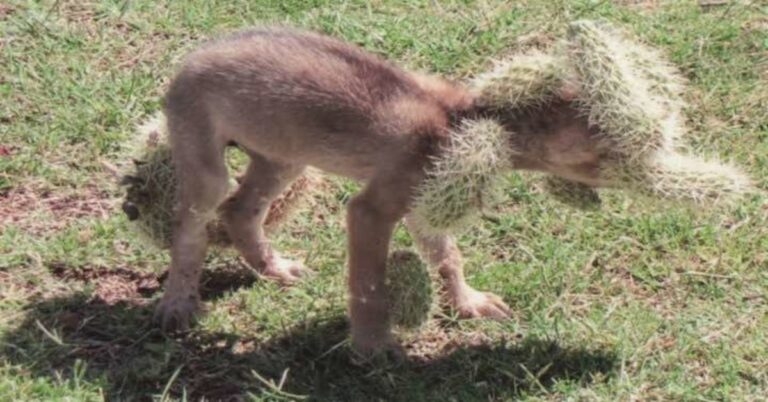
(404, 216), (511, 319)
(346, 181), (411, 357)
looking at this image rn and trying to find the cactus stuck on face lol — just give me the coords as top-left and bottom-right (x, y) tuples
(469, 20), (751, 210)
(564, 20), (751, 204)
(121, 114), (191, 249)
(471, 51), (565, 110)
(566, 20), (675, 160)
(605, 152), (754, 204)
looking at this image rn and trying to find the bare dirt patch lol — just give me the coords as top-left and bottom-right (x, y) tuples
(55, 0), (98, 26)
(0, 4), (15, 21)
(404, 325), (496, 363)
(49, 263), (161, 305)
(745, 16), (768, 33)
(48, 260), (260, 305)
(0, 185), (116, 235)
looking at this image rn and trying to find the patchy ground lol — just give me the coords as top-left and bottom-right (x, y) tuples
(1, 0), (767, 401)
(1, 186), (115, 235)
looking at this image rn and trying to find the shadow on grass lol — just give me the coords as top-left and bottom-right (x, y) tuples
(3, 291), (617, 401)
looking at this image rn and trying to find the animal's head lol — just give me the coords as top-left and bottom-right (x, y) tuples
(466, 20), (752, 205)
(491, 98), (608, 188)
(467, 49), (609, 187)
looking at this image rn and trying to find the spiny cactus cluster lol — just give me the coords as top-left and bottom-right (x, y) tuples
(468, 20), (751, 210)
(605, 152), (753, 204)
(471, 51), (565, 111)
(410, 118), (512, 235)
(121, 114), (191, 249)
(567, 20), (675, 158)
(386, 250), (436, 330)
(566, 20), (750, 204)
(121, 113), (317, 249)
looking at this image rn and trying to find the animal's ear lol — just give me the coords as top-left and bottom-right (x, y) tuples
(556, 80), (581, 102)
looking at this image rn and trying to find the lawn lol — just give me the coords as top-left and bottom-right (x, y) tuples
(1, 0), (766, 400)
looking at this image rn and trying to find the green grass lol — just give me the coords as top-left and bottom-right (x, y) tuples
(1, 0), (766, 400)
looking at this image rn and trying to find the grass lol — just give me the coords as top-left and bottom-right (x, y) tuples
(1, 0), (766, 400)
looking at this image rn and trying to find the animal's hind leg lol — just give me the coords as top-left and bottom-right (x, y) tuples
(155, 114), (230, 332)
(220, 152), (308, 285)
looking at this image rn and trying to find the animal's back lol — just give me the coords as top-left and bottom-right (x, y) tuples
(163, 27), (452, 178)
(170, 27), (421, 118)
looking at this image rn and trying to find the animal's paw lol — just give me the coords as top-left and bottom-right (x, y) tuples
(153, 291), (201, 333)
(259, 254), (312, 285)
(350, 334), (406, 366)
(450, 286), (511, 320)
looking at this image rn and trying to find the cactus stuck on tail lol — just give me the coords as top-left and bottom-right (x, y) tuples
(120, 113), (319, 249)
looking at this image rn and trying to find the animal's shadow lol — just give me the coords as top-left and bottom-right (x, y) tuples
(3, 267), (617, 401)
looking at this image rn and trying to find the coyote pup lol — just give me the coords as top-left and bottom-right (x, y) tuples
(156, 27), (603, 355)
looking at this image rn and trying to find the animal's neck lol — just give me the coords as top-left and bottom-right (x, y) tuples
(410, 117), (511, 235)
(453, 99), (599, 174)
(447, 105), (546, 172)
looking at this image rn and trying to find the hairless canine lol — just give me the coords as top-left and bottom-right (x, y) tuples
(155, 27), (604, 355)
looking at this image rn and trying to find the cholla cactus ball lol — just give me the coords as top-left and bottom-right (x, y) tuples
(471, 20), (752, 208)
(121, 113), (317, 249)
(566, 20), (751, 203)
(471, 51), (565, 110)
(410, 118), (513, 235)
(567, 20), (675, 158)
(607, 151), (753, 203)
(386, 250), (435, 329)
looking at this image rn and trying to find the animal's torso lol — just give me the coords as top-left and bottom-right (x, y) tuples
(165, 27), (470, 180)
